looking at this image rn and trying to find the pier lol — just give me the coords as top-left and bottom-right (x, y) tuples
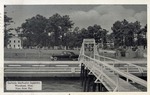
(4, 39), (147, 92)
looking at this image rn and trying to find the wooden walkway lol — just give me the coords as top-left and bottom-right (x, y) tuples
(79, 39), (147, 92)
(80, 54), (147, 92)
(83, 60), (139, 91)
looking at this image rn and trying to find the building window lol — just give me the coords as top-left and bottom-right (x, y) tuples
(14, 40), (15, 43)
(14, 45), (15, 48)
(9, 40), (11, 43)
(18, 40), (20, 43)
(9, 45), (11, 47)
(18, 45), (20, 47)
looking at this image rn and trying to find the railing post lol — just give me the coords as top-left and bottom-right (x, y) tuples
(126, 64), (129, 82)
(100, 65), (104, 82)
(99, 56), (101, 61)
(103, 57), (105, 61)
(113, 62), (115, 74)
(116, 73), (119, 91)
(94, 40), (96, 59)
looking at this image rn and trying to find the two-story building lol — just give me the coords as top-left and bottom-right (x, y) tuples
(7, 36), (22, 49)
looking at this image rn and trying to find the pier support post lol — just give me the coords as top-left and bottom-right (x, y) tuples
(92, 76), (97, 92)
(83, 69), (89, 92)
(92, 83), (97, 92)
(80, 63), (84, 86)
(98, 83), (102, 91)
(101, 84), (107, 92)
(86, 75), (92, 92)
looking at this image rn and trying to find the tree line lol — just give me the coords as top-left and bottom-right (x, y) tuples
(111, 20), (147, 49)
(4, 9), (147, 49)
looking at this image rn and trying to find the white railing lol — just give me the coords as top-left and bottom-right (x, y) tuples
(83, 59), (117, 91)
(4, 61), (81, 77)
(4, 61), (80, 64)
(95, 54), (147, 73)
(78, 43), (84, 61)
(79, 39), (147, 91)
(80, 54), (147, 91)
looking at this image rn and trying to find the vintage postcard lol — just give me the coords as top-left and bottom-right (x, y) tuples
(0, 0), (149, 95)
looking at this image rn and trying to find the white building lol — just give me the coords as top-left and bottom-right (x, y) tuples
(7, 37), (22, 49)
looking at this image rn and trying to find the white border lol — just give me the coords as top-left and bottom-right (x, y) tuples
(0, 0), (149, 95)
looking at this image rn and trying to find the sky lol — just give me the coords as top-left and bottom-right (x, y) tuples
(5, 5), (147, 33)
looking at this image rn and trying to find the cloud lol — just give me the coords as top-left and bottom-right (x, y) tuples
(6, 5), (147, 34)
(94, 5), (135, 16)
(69, 5), (147, 33)
(134, 11), (147, 27)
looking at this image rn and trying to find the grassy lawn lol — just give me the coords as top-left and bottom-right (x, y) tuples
(4, 48), (146, 61)
(4, 48), (80, 61)
(4, 48), (80, 54)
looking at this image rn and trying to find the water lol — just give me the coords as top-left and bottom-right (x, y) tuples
(4, 77), (147, 92)
(4, 77), (83, 92)
(42, 78), (82, 92)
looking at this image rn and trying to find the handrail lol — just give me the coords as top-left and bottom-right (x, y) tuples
(81, 54), (147, 87)
(78, 43), (84, 61)
(95, 54), (147, 71)
(83, 60), (117, 90)
(4, 61), (80, 64)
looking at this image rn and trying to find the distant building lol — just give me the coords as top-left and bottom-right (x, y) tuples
(7, 36), (22, 49)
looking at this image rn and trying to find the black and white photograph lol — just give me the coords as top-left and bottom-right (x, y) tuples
(4, 4), (147, 92)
